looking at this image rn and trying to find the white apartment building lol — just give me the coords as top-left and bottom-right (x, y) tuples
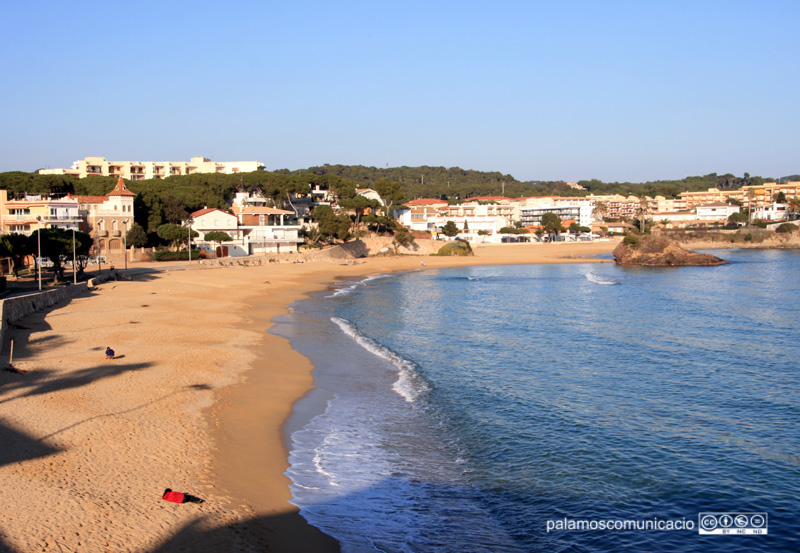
(40, 156), (265, 180)
(394, 199), (514, 241)
(518, 203), (593, 228)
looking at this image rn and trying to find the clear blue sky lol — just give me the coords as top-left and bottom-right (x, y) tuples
(1, 0), (798, 183)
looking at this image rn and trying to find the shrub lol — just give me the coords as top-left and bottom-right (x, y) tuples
(432, 240), (473, 256)
(744, 233), (753, 242)
(499, 227), (529, 234)
(153, 249), (202, 261)
(776, 223), (798, 233)
(622, 234), (640, 248)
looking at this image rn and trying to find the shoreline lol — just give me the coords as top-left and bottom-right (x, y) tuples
(0, 241), (618, 552)
(209, 240), (621, 551)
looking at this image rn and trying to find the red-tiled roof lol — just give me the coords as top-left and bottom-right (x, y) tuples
(406, 198), (447, 206)
(191, 207), (233, 217)
(233, 205), (294, 215)
(108, 175), (136, 196)
(68, 194), (108, 204)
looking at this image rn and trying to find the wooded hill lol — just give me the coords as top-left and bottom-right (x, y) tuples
(0, 167), (792, 230)
(0, 171), (361, 234)
(280, 164), (784, 201)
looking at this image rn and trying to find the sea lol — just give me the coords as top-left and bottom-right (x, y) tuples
(270, 249), (800, 553)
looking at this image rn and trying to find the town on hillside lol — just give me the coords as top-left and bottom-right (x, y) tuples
(0, 156), (798, 279)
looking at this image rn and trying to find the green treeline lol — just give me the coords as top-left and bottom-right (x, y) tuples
(574, 173), (773, 199)
(0, 168), (793, 226)
(278, 164), (784, 201)
(277, 164), (531, 200)
(0, 171), (362, 235)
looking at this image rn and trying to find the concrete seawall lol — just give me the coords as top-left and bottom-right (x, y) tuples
(200, 238), (443, 267)
(0, 271), (118, 350)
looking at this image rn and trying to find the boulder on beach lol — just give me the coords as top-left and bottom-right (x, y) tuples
(613, 235), (728, 266)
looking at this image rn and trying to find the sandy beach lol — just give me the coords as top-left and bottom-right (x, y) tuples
(0, 240), (617, 552)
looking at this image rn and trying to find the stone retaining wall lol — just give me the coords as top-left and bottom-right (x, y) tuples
(0, 271), (118, 351)
(198, 238), (443, 267)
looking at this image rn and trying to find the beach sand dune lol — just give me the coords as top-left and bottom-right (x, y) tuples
(0, 240), (615, 552)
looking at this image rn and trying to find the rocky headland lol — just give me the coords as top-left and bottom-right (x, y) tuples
(613, 235), (728, 266)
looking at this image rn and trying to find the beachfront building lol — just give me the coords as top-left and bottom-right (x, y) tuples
(394, 198), (514, 242)
(518, 204), (593, 228)
(695, 203), (741, 223)
(189, 208), (245, 257)
(648, 210), (696, 228)
(679, 182), (800, 209)
(231, 192), (302, 255)
(68, 176), (136, 262)
(752, 203), (790, 221)
(592, 221), (638, 235)
(0, 190), (82, 236)
(39, 156), (266, 180)
(393, 199), (448, 233)
(584, 194), (643, 220)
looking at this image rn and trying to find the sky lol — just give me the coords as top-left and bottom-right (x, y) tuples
(1, 0), (798, 183)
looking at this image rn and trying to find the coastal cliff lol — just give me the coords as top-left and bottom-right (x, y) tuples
(613, 235), (728, 266)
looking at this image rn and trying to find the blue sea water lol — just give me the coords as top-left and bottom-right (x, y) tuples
(272, 249), (800, 552)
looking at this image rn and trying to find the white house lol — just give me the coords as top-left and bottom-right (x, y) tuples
(356, 188), (384, 206)
(190, 208), (245, 257)
(753, 203), (790, 221)
(696, 202), (740, 222)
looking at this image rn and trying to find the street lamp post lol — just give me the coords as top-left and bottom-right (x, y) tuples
(72, 228), (77, 284)
(36, 216), (42, 291)
(122, 220), (129, 270)
(187, 218), (193, 262)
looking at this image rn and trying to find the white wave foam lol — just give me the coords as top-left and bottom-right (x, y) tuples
(585, 272), (619, 285)
(327, 275), (389, 298)
(331, 316), (430, 403)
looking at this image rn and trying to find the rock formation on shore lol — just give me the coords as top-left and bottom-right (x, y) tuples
(613, 235), (728, 266)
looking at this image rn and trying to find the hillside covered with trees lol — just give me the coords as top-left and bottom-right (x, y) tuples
(0, 168), (793, 226)
(279, 164), (785, 201)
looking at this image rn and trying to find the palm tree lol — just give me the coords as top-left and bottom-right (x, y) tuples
(787, 196), (800, 220)
(636, 196), (650, 233)
(592, 201), (608, 222)
(746, 189), (756, 225)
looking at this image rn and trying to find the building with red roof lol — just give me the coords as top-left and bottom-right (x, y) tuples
(68, 176), (136, 262)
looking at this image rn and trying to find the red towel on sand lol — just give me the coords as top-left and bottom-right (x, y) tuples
(162, 490), (185, 503)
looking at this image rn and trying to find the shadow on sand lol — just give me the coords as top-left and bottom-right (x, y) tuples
(151, 511), (341, 553)
(0, 420), (61, 469)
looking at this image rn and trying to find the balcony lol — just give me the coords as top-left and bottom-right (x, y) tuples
(7, 214), (82, 223)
